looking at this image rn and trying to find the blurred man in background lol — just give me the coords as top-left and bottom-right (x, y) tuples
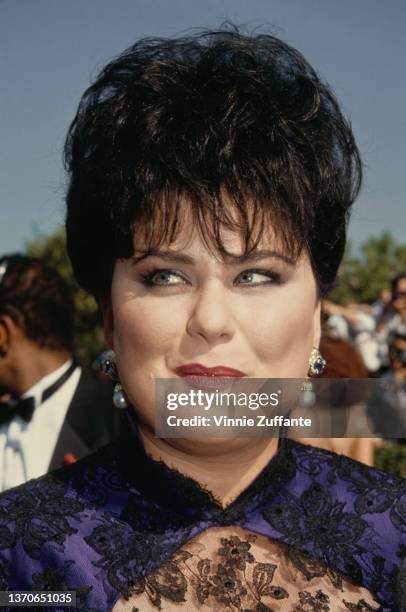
(0, 254), (125, 491)
(387, 273), (406, 335)
(367, 330), (406, 440)
(374, 273), (406, 375)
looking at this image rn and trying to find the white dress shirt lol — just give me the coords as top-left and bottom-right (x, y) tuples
(0, 359), (81, 492)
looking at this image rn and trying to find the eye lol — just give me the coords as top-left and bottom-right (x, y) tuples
(235, 269), (281, 286)
(142, 269), (187, 287)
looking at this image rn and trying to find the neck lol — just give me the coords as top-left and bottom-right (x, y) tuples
(10, 348), (72, 397)
(137, 425), (279, 508)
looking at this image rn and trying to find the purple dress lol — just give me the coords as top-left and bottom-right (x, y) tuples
(0, 426), (405, 611)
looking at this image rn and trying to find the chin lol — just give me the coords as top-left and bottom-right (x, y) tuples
(167, 437), (257, 455)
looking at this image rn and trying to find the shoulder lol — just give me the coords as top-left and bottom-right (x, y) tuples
(281, 440), (406, 608)
(0, 441), (129, 602)
(0, 439), (127, 520)
(286, 439), (406, 523)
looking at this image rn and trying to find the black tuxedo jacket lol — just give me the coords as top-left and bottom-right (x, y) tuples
(48, 369), (128, 471)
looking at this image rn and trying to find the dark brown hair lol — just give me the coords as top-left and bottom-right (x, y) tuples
(65, 27), (362, 297)
(0, 254), (74, 351)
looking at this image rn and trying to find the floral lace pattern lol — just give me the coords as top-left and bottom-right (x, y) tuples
(0, 435), (404, 611)
(114, 528), (380, 611)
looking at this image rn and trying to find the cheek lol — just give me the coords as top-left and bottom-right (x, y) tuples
(112, 298), (185, 367)
(245, 289), (317, 375)
(112, 299), (185, 427)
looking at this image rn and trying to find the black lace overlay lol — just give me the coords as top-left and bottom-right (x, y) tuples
(0, 475), (84, 559)
(262, 483), (370, 585)
(31, 563), (92, 611)
(121, 531), (380, 611)
(325, 447), (406, 531)
(0, 436), (403, 610)
(0, 555), (9, 590)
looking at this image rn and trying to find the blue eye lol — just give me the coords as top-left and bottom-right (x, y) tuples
(142, 269), (187, 286)
(236, 269), (281, 286)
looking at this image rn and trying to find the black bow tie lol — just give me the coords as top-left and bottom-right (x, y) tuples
(0, 359), (78, 427)
(0, 396), (36, 426)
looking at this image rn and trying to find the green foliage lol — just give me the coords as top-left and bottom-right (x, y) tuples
(331, 232), (406, 304)
(26, 228), (104, 365)
(374, 441), (406, 478)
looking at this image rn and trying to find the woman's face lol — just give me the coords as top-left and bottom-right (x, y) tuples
(104, 210), (321, 433)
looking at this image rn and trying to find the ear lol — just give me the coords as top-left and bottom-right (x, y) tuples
(99, 297), (114, 349)
(0, 315), (20, 357)
(0, 319), (8, 357)
(312, 299), (322, 348)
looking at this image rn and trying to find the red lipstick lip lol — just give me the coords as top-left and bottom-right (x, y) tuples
(174, 363), (246, 377)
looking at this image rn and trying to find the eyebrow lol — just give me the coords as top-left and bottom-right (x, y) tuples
(131, 249), (295, 266)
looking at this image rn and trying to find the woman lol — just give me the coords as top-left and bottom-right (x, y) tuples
(0, 28), (404, 611)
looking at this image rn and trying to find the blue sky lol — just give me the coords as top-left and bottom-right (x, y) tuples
(1, 0), (405, 252)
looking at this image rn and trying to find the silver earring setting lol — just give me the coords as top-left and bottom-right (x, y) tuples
(308, 347), (327, 376)
(298, 347), (326, 409)
(99, 350), (129, 409)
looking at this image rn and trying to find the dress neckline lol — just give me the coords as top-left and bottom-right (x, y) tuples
(116, 410), (296, 517)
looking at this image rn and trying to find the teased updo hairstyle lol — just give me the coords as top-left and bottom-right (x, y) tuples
(65, 26), (362, 297)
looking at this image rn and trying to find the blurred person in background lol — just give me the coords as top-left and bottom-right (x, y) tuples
(299, 331), (383, 466)
(389, 331), (406, 381)
(367, 330), (406, 441)
(372, 273), (406, 376)
(371, 287), (392, 323)
(323, 299), (380, 374)
(371, 288), (392, 374)
(391, 273), (406, 317)
(377, 272), (406, 336)
(0, 254), (125, 491)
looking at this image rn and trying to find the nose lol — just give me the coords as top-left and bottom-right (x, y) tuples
(186, 280), (235, 346)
